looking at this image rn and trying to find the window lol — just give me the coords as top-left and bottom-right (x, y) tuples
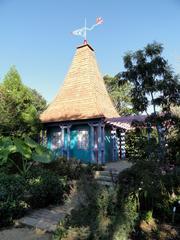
(77, 130), (89, 150)
(51, 131), (62, 150)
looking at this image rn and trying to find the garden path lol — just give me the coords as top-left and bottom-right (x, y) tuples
(0, 161), (132, 239)
(0, 228), (51, 240)
(17, 182), (79, 233)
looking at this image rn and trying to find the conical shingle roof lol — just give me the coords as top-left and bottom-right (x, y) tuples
(40, 44), (119, 123)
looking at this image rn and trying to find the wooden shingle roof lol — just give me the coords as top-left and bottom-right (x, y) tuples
(40, 43), (119, 123)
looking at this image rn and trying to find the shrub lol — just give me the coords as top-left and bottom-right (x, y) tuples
(26, 168), (69, 208)
(0, 168), (70, 228)
(117, 160), (180, 223)
(42, 157), (103, 180)
(54, 179), (116, 240)
(0, 173), (27, 227)
(54, 178), (139, 240)
(42, 157), (83, 179)
(53, 224), (90, 240)
(126, 129), (158, 163)
(112, 196), (139, 240)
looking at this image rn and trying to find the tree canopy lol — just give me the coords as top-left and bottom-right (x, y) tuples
(104, 74), (135, 115)
(0, 66), (46, 137)
(120, 42), (180, 114)
(120, 42), (180, 166)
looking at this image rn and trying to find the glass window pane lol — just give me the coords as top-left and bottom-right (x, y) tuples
(51, 131), (62, 150)
(78, 130), (89, 150)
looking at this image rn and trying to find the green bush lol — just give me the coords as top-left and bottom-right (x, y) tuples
(43, 157), (103, 180)
(112, 196), (138, 240)
(0, 168), (70, 228)
(53, 224), (90, 240)
(0, 173), (27, 227)
(26, 168), (69, 208)
(54, 179), (117, 240)
(54, 178), (139, 240)
(42, 157), (83, 179)
(126, 129), (158, 163)
(117, 160), (180, 223)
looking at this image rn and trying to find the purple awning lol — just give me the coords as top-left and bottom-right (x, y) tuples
(105, 115), (147, 130)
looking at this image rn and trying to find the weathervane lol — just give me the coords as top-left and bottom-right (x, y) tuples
(72, 17), (103, 44)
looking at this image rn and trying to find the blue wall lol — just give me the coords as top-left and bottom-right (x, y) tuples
(47, 123), (117, 164)
(47, 124), (91, 163)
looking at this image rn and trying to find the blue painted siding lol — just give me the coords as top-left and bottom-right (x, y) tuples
(47, 125), (91, 163)
(46, 122), (118, 164)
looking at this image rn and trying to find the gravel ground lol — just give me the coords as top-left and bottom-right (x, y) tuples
(0, 227), (52, 240)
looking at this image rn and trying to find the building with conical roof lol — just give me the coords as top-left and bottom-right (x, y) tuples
(40, 43), (127, 163)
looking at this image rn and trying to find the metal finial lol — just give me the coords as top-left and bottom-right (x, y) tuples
(72, 17), (103, 44)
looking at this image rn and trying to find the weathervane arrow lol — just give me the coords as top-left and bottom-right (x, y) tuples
(72, 17), (104, 44)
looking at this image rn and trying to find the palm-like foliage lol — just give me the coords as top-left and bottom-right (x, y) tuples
(0, 137), (55, 175)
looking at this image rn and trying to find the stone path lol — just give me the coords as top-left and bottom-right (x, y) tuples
(0, 228), (51, 240)
(19, 206), (67, 232)
(17, 182), (79, 233)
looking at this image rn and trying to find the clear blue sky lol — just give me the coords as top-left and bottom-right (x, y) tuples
(0, 0), (180, 102)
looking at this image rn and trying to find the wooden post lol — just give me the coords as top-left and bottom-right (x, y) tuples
(112, 127), (117, 161)
(98, 124), (102, 164)
(67, 126), (71, 160)
(90, 125), (95, 163)
(101, 125), (105, 164)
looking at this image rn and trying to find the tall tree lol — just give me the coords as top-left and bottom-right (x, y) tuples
(0, 66), (46, 137)
(121, 42), (180, 114)
(120, 42), (180, 160)
(104, 75), (135, 115)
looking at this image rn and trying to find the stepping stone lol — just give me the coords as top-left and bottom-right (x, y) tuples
(17, 186), (80, 232)
(0, 228), (51, 240)
(19, 208), (66, 232)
